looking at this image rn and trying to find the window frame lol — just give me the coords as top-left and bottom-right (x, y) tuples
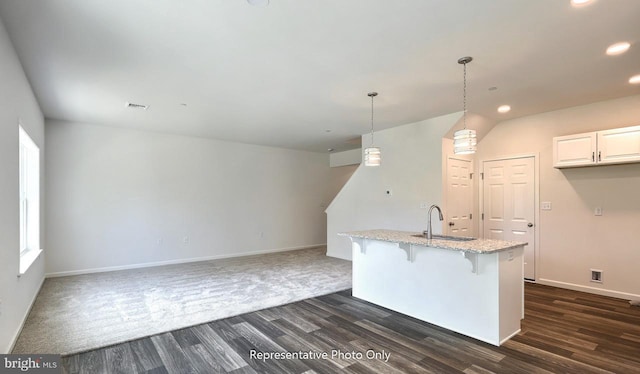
(18, 123), (41, 274)
(19, 139), (28, 254)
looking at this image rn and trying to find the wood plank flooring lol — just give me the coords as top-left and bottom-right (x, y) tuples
(62, 283), (640, 373)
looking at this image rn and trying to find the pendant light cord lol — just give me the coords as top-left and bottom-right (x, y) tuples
(367, 92), (378, 146)
(463, 61), (467, 130)
(457, 56), (472, 131)
(370, 94), (375, 146)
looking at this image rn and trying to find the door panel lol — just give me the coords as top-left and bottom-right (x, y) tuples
(598, 126), (640, 164)
(489, 186), (504, 214)
(488, 229), (504, 240)
(446, 157), (472, 236)
(483, 157), (535, 280)
(512, 184), (527, 220)
(553, 132), (596, 167)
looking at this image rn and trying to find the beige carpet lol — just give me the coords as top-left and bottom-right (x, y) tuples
(12, 247), (351, 356)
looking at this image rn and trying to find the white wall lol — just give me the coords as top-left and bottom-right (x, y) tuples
(326, 164), (358, 203)
(326, 112), (461, 260)
(0, 19), (45, 353)
(476, 94), (640, 299)
(45, 120), (331, 275)
(330, 149), (361, 167)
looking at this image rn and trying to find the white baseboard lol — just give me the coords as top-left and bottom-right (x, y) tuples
(45, 244), (327, 278)
(7, 276), (46, 354)
(537, 278), (640, 300)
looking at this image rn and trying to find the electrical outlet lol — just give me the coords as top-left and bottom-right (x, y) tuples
(541, 202), (552, 210)
(259, 231), (265, 239)
(595, 207), (603, 216)
(590, 269), (603, 283)
(183, 236), (190, 245)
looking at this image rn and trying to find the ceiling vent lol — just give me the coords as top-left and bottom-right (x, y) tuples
(125, 102), (149, 110)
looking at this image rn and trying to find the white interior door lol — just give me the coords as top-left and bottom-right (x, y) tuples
(446, 157), (472, 237)
(483, 157), (536, 280)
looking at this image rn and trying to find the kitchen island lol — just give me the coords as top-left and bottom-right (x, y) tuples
(339, 229), (527, 346)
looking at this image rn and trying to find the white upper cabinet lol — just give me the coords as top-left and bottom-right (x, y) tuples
(553, 132), (597, 168)
(597, 126), (640, 165)
(553, 125), (640, 168)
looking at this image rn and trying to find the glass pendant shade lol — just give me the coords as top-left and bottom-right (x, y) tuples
(364, 146), (381, 166)
(453, 128), (477, 155)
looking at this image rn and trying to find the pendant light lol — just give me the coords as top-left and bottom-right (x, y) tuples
(453, 56), (477, 155)
(364, 92), (381, 166)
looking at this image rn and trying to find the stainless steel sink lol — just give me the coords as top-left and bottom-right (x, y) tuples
(412, 234), (476, 242)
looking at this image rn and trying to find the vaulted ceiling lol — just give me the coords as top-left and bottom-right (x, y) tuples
(1, 0), (639, 152)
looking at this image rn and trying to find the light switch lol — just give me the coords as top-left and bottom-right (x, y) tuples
(595, 207), (603, 216)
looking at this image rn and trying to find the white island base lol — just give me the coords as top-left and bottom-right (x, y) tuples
(350, 237), (524, 346)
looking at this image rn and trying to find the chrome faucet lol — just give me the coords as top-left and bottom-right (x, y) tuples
(426, 204), (444, 239)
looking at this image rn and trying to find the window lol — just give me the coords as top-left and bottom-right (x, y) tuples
(19, 124), (41, 274)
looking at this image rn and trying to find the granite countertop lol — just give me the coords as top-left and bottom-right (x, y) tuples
(338, 229), (527, 254)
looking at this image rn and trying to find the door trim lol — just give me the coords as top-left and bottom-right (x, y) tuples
(480, 153), (539, 281)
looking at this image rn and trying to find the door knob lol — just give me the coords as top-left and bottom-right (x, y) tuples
(527, 223), (533, 227)
(448, 222), (455, 226)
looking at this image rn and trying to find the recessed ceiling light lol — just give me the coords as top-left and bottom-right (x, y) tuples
(606, 42), (631, 56)
(488, 87), (498, 91)
(327, 148), (334, 152)
(497, 105), (511, 113)
(630, 74), (640, 84)
(570, 0), (593, 6)
(247, 0), (269, 6)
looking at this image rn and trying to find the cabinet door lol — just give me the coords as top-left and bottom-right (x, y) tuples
(553, 132), (597, 168)
(597, 126), (640, 165)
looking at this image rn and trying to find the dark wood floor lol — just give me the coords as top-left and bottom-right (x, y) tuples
(62, 283), (640, 373)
